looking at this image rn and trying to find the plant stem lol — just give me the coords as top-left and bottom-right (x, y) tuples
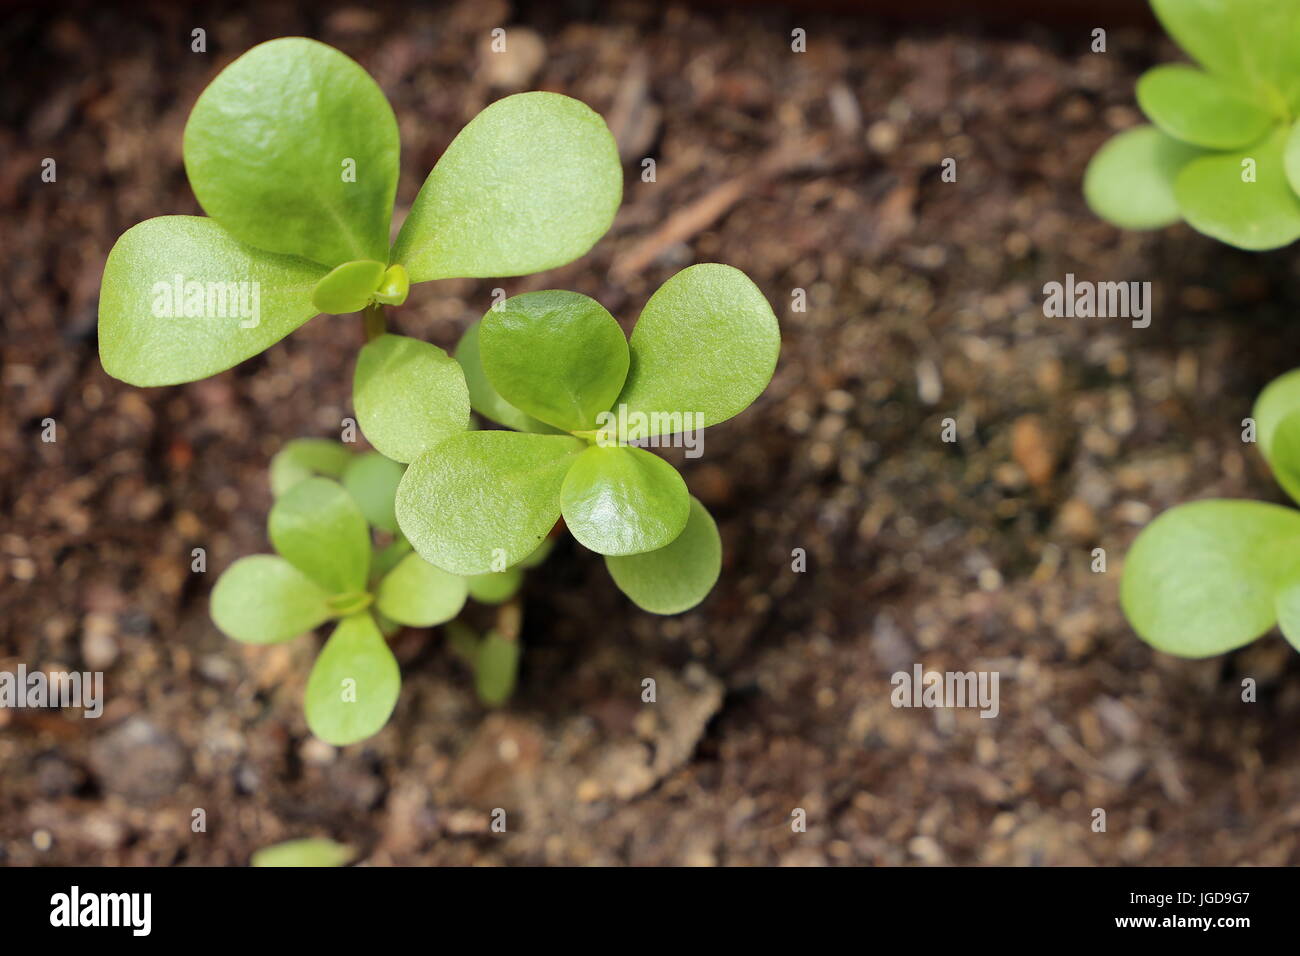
(363, 302), (386, 341)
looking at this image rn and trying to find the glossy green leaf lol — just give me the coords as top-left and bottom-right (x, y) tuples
(269, 477), (371, 594)
(270, 438), (352, 497)
(396, 431), (584, 574)
(1136, 65), (1273, 149)
(605, 496), (721, 615)
(1120, 499), (1300, 657)
(1177, 126), (1300, 250)
(211, 555), (333, 644)
(392, 92), (621, 282)
(466, 567), (524, 604)
(304, 613), (400, 745)
(560, 446), (689, 555)
(372, 264), (410, 306)
(99, 216), (327, 386)
(353, 334), (471, 463)
(376, 552), (469, 626)
(479, 291), (629, 431)
(475, 631), (520, 708)
(312, 259), (386, 315)
(342, 451), (405, 533)
(615, 264), (779, 438)
(183, 37), (398, 267)
(251, 837), (355, 868)
(454, 320), (563, 433)
(1252, 368), (1300, 504)
(1083, 126), (1203, 230)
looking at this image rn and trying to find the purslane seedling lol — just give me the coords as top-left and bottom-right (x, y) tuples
(1085, 0), (1300, 249)
(1122, 368), (1300, 657)
(98, 36), (779, 744)
(212, 439), (537, 743)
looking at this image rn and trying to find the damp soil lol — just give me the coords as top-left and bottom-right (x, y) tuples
(4, 1), (1300, 865)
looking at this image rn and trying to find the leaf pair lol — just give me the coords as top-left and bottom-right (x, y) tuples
(388, 263), (774, 613)
(212, 461), (467, 744)
(1122, 368), (1300, 656)
(99, 37), (622, 386)
(1085, 0), (1300, 249)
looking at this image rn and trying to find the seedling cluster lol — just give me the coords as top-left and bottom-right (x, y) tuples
(97, 37), (779, 744)
(1085, 0), (1300, 249)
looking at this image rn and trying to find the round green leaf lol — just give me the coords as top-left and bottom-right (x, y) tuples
(183, 37), (398, 268)
(251, 838), (355, 868)
(99, 216), (327, 387)
(466, 567), (524, 604)
(615, 264), (779, 439)
(561, 446), (689, 555)
(479, 291), (629, 432)
(475, 631), (520, 708)
(1136, 65), (1273, 150)
(376, 552), (469, 626)
(391, 92), (622, 282)
(270, 438), (353, 497)
(211, 555), (334, 644)
(305, 613), (400, 745)
(1176, 126), (1300, 250)
(1083, 126), (1203, 231)
(396, 431), (585, 575)
(1252, 368), (1300, 504)
(311, 259), (386, 315)
(1121, 499), (1300, 657)
(342, 451), (405, 533)
(269, 477), (371, 594)
(454, 320), (563, 433)
(353, 333), (471, 464)
(605, 496), (721, 615)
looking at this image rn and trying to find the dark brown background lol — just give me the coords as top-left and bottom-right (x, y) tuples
(3, 0), (1300, 865)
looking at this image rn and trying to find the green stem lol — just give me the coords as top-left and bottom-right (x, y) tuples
(363, 303), (386, 342)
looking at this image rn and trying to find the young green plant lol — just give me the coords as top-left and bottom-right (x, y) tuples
(1084, 0), (1300, 249)
(1122, 367), (1300, 657)
(374, 264), (780, 614)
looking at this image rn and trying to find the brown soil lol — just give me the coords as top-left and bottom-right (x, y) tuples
(4, 1), (1300, 866)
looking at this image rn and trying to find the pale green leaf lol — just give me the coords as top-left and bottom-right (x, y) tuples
(1251, 368), (1300, 504)
(479, 291), (629, 431)
(211, 555), (333, 644)
(270, 438), (352, 497)
(312, 259), (386, 314)
(99, 216), (327, 386)
(466, 567), (523, 604)
(396, 431), (584, 574)
(454, 320), (563, 433)
(392, 92), (621, 282)
(615, 264), (779, 438)
(1120, 499), (1300, 657)
(605, 496), (721, 614)
(353, 333), (471, 463)
(183, 37), (398, 267)
(1177, 126), (1300, 249)
(1083, 126), (1203, 230)
(1273, 566), (1300, 651)
(475, 631), (520, 708)
(342, 451), (405, 533)
(251, 838), (355, 867)
(1136, 65), (1273, 149)
(560, 446), (689, 555)
(305, 613), (400, 745)
(269, 477), (371, 594)
(376, 552), (468, 626)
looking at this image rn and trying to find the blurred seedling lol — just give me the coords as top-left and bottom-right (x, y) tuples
(1085, 0), (1300, 249)
(210, 440), (545, 744)
(251, 837), (355, 867)
(1122, 368), (1300, 657)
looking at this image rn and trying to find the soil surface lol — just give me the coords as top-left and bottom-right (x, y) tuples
(4, 1), (1300, 866)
